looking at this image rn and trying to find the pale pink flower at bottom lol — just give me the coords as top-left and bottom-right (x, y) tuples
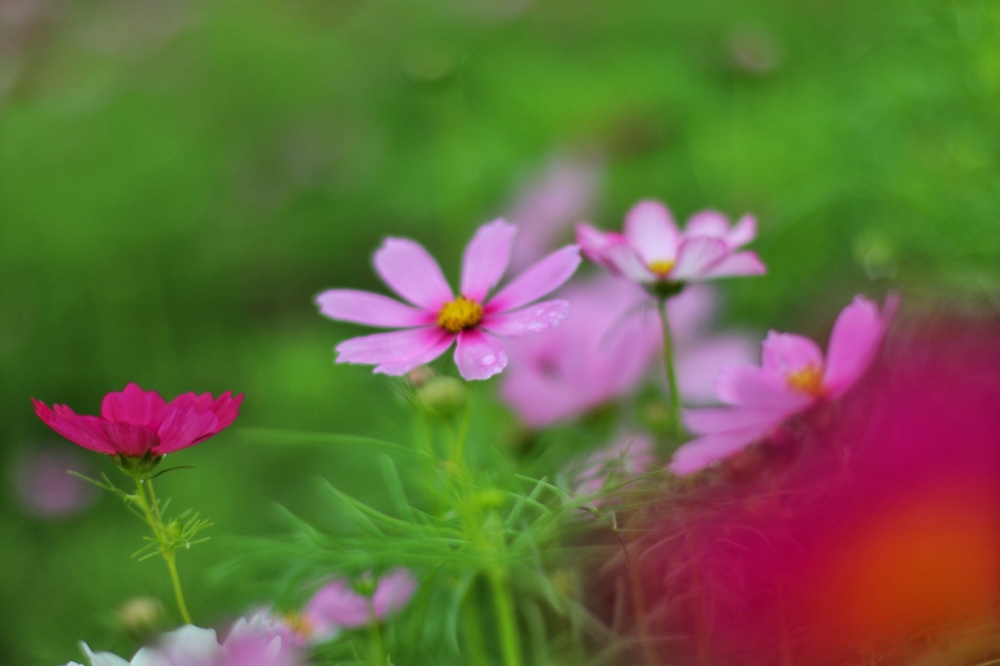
(316, 219), (581, 381)
(303, 568), (418, 638)
(670, 294), (898, 475)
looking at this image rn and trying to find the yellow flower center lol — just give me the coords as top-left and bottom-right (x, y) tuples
(786, 365), (826, 397)
(283, 612), (314, 638)
(648, 259), (676, 278)
(437, 296), (484, 333)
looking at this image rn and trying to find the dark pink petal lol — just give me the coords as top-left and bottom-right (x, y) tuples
(761, 331), (824, 375)
(823, 295), (892, 396)
(373, 238), (453, 311)
(670, 237), (729, 280)
(460, 219), (517, 302)
(374, 329), (455, 376)
(304, 579), (371, 629)
(154, 406), (220, 454)
(481, 299), (569, 337)
(669, 425), (772, 475)
(486, 245), (581, 313)
(335, 326), (445, 365)
(624, 200), (680, 265)
(454, 329), (508, 380)
(714, 365), (814, 410)
(208, 392), (243, 430)
(100, 383), (167, 427)
(33, 399), (118, 454)
(315, 290), (434, 328)
(101, 421), (161, 457)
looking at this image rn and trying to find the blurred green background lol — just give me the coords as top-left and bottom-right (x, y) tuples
(2, 0), (999, 663)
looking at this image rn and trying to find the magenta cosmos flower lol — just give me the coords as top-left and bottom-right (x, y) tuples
(576, 200), (765, 287)
(316, 219), (581, 380)
(33, 383), (242, 459)
(669, 294), (898, 475)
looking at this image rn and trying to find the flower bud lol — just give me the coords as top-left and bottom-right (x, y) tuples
(116, 596), (166, 642)
(416, 377), (467, 418)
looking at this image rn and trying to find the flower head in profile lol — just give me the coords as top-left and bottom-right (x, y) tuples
(302, 568), (417, 638)
(577, 200), (765, 288)
(33, 383), (242, 464)
(670, 294), (898, 475)
(316, 219), (581, 380)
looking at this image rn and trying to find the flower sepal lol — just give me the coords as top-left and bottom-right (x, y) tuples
(645, 279), (686, 301)
(114, 451), (164, 481)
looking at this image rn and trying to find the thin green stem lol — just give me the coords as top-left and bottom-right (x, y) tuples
(450, 397), (472, 466)
(367, 597), (386, 666)
(659, 297), (683, 442)
(134, 477), (193, 625)
(489, 569), (522, 666)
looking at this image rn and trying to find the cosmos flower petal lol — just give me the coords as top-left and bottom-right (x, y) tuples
(698, 251), (766, 278)
(481, 299), (569, 337)
(154, 407), (220, 454)
(454, 329), (508, 380)
(100, 383), (167, 427)
(460, 219), (517, 302)
(684, 210), (732, 239)
(99, 422), (161, 457)
(727, 214), (757, 248)
(373, 238), (453, 311)
(714, 365), (813, 410)
(669, 425), (773, 475)
(604, 244), (657, 283)
(370, 569), (419, 619)
(315, 290), (434, 328)
(373, 329), (455, 376)
(33, 400), (118, 454)
(677, 334), (758, 404)
(683, 405), (792, 435)
(624, 200), (680, 264)
(336, 327), (446, 365)
(80, 644), (132, 666)
(761, 331), (825, 375)
(576, 223), (625, 270)
(823, 294), (893, 396)
(670, 237), (729, 280)
(487, 245), (581, 313)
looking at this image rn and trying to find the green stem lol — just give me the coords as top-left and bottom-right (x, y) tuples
(450, 398), (472, 466)
(134, 478), (193, 625)
(367, 597), (386, 666)
(659, 297), (683, 442)
(489, 569), (522, 666)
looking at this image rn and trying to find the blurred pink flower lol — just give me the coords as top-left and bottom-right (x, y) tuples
(577, 200), (765, 285)
(507, 155), (603, 272)
(12, 448), (96, 518)
(33, 383), (242, 459)
(500, 277), (756, 427)
(303, 569), (418, 636)
(74, 616), (303, 666)
(316, 219), (581, 380)
(670, 294), (897, 475)
(574, 433), (656, 498)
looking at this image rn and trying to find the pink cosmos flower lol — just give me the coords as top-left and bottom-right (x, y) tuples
(12, 448), (96, 518)
(33, 383), (242, 459)
(500, 278), (757, 427)
(302, 568), (418, 637)
(670, 294), (898, 475)
(316, 219), (581, 381)
(576, 200), (765, 285)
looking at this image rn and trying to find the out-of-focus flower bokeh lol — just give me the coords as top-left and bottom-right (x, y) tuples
(2, 0), (999, 663)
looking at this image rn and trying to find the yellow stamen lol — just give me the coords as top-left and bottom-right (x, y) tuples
(786, 365), (826, 397)
(283, 612), (314, 638)
(437, 296), (484, 333)
(648, 259), (676, 278)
